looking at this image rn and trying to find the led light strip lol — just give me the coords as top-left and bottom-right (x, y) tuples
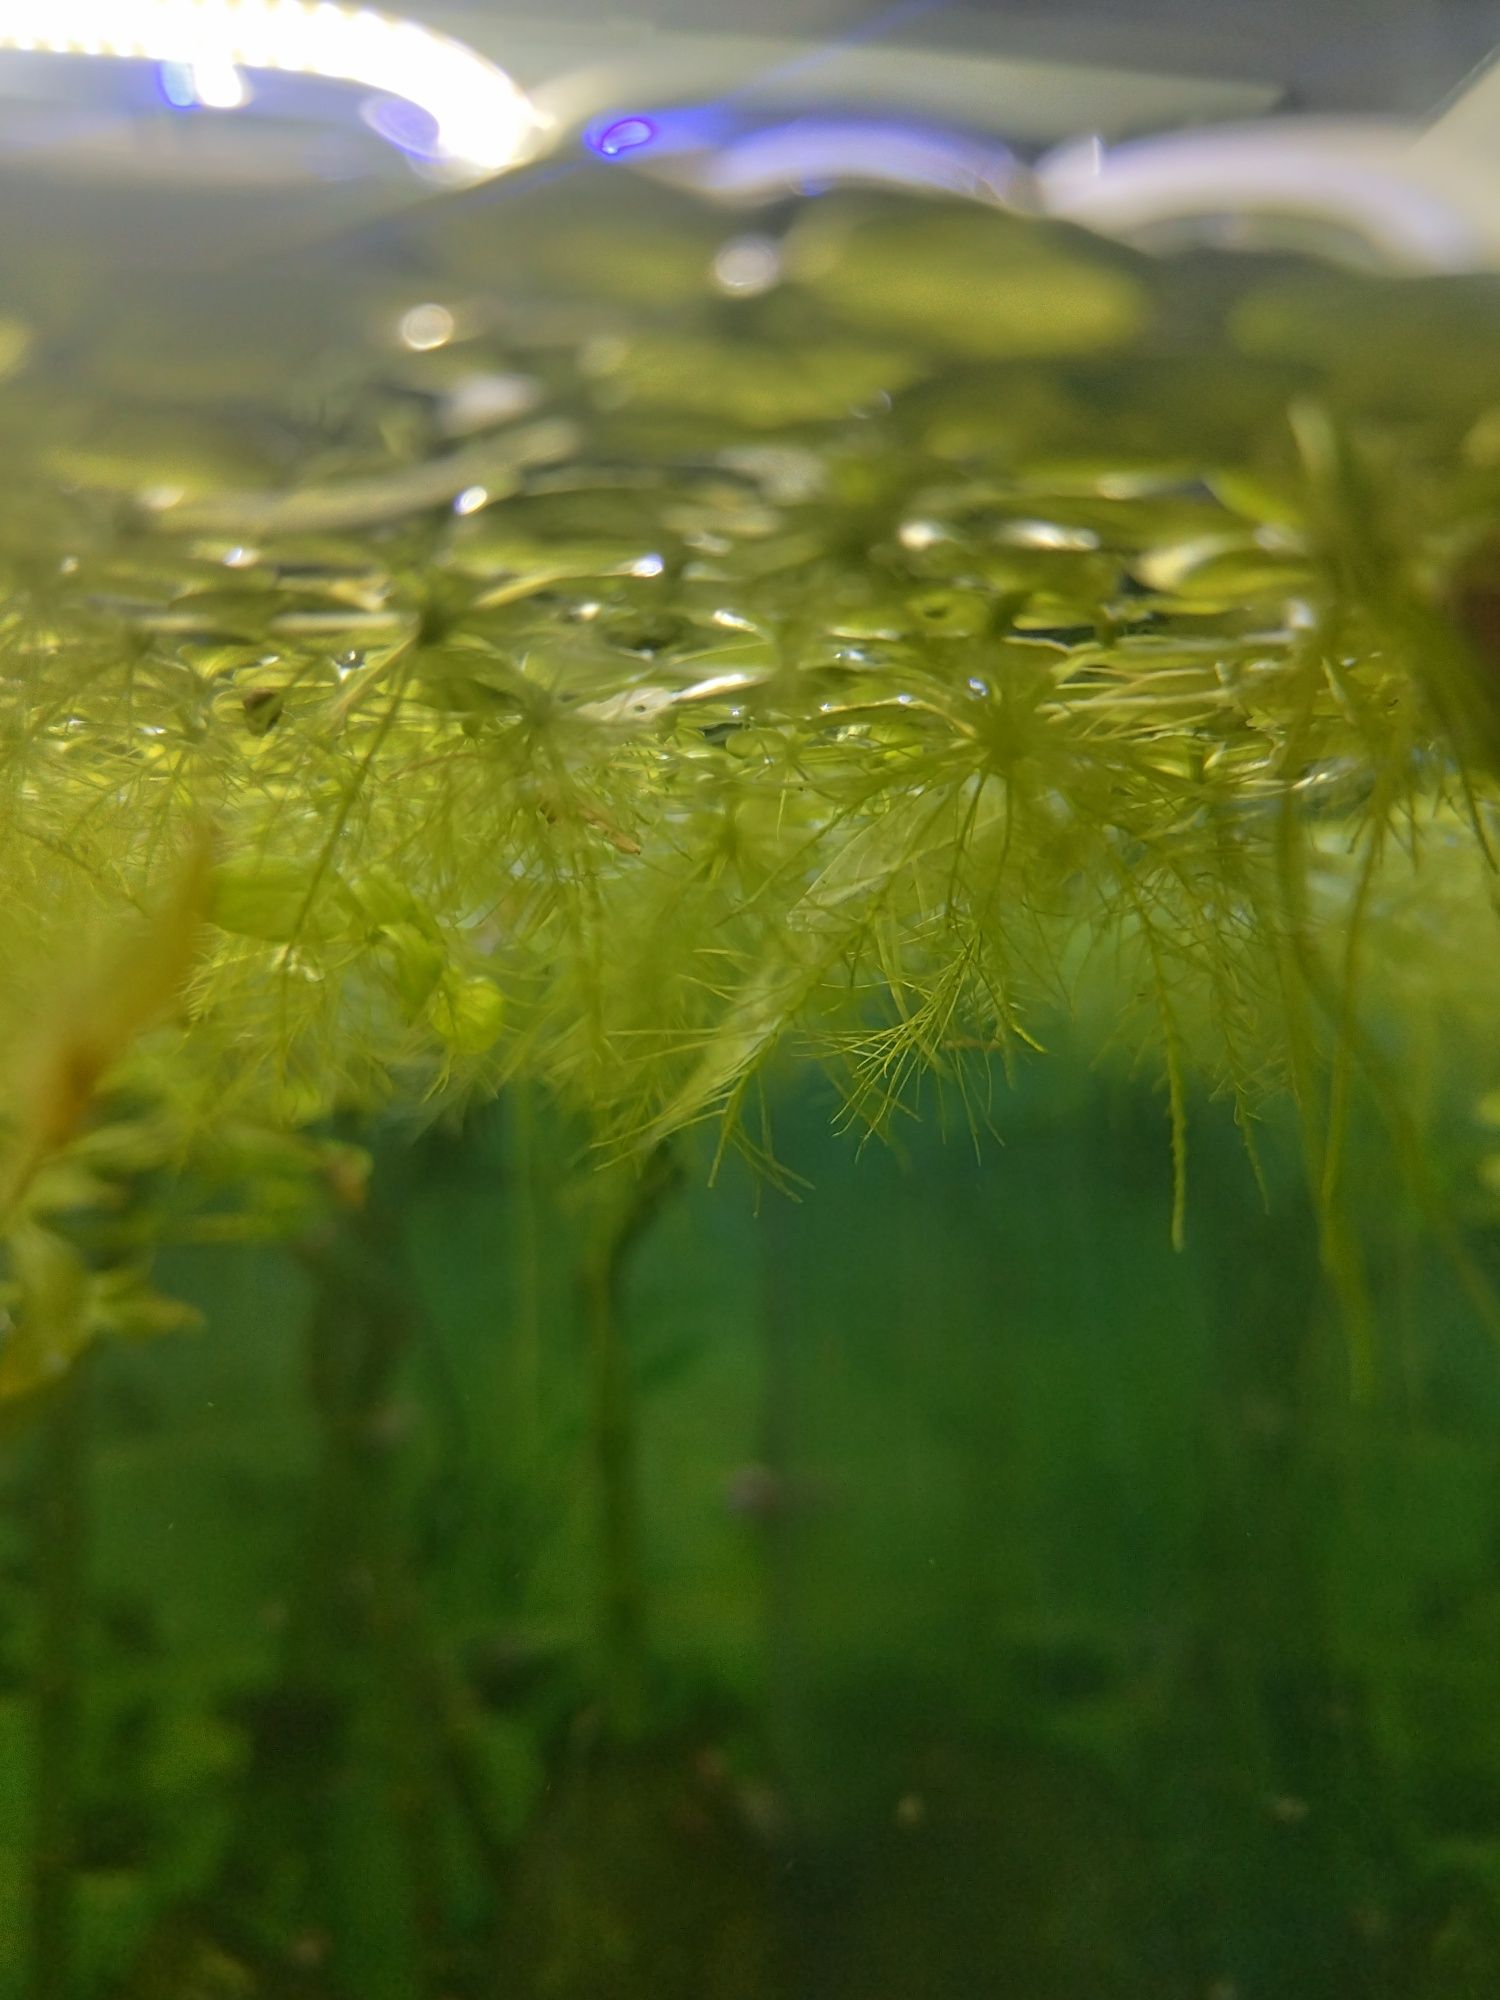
(0, 0), (546, 176)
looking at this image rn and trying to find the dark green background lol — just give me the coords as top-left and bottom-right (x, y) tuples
(4, 1062), (1500, 1998)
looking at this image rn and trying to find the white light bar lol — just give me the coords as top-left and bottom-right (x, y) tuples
(0, 0), (546, 177)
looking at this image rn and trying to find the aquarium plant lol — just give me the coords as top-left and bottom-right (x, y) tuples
(3, 189), (1500, 1366)
(5, 163), (1500, 1994)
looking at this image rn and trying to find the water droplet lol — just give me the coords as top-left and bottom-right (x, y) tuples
(453, 485), (489, 516)
(399, 302), (455, 352)
(711, 235), (782, 298)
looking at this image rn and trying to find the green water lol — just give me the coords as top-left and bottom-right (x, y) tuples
(6, 1082), (1500, 1997)
(2, 151), (1500, 1997)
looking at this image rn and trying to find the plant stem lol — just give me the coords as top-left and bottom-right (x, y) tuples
(299, 1200), (451, 1993)
(509, 1084), (544, 1446)
(580, 1143), (681, 1742)
(30, 1357), (90, 2000)
(208, 1179), (516, 1987)
(583, 1248), (646, 1740)
(756, 1194), (801, 1815)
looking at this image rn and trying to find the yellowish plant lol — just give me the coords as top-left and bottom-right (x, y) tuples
(1, 184), (1499, 1390)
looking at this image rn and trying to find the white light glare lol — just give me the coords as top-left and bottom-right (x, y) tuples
(0, 0), (546, 178)
(161, 55), (248, 108)
(189, 54), (248, 108)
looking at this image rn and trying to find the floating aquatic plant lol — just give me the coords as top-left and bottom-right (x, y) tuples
(3, 177), (1500, 1391)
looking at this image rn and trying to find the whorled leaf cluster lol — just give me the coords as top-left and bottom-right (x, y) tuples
(2, 175), (1500, 1385)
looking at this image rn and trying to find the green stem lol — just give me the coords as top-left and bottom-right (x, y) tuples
(222, 1181), (520, 1983)
(583, 1248), (646, 1740)
(581, 1144), (681, 1742)
(299, 1204), (451, 1993)
(756, 1195), (801, 1825)
(509, 1083), (544, 1447)
(30, 1357), (90, 2000)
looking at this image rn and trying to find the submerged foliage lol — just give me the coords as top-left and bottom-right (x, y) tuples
(2, 173), (1500, 1384)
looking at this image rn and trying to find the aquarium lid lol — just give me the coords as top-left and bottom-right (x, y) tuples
(456, 18), (1283, 148)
